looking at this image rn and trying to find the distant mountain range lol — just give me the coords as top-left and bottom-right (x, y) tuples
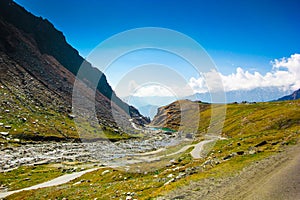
(122, 96), (178, 119)
(126, 87), (295, 118)
(186, 87), (293, 103)
(137, 105), (159, 120)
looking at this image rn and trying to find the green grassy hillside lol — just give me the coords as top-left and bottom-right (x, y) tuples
(6, 100), (300, 199)
(0, 84), (131, 143)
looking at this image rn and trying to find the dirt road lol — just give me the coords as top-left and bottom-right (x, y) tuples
(161, 144), (300, 200)
(242, 145), (300, 200)
(0, 168), (99, 199)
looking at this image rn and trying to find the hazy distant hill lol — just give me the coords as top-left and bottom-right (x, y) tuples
(276, 89), (300, 101)
(123, 95), (177, 119)
(137, 105), (159, 119)
(186, 87), (292, 103)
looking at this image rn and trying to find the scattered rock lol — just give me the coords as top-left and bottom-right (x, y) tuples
(164, 178), (175, 185)
(223, 155), (232, 160)
(73, 180), (83, 186)
(33, 159), (50, 166)
(167, 174), (174, 178)
(4, 125), (12, 129)
(255, 140), (267, 147)
(169, 159), (177, 164)
(164, 131), (173, 135)
(126, 196), (133, 200)
(271, 141), (279, 145)
(185, 133), (193, 139)
(172, 195), (186, 199)
(236, 151), (244, 155)
(249, 150), (256, 155)
(101, 169), (110, 175)
(175, 172), (186, 180)
(68, 114), (75, 119)
(0, 132), (9, 136)
(203, 159), (213, 166)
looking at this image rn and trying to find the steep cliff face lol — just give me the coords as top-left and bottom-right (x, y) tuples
(0, 0), (148, 141)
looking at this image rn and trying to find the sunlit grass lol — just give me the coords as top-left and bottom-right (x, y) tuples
(4, 100), (300, 199)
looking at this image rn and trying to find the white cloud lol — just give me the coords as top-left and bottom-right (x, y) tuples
(132, 85), (175, 97)
(188, 53), (300, 93)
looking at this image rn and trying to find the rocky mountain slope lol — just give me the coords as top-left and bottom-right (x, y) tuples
(0, 0), (148, 141)
(276, 88), (300, 101)
(151, 100), (211, 132)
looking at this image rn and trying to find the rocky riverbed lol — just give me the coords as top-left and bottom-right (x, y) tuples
(0, 130), (186, 171)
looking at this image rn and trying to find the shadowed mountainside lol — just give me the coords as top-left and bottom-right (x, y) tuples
(0, 0), (148, 141)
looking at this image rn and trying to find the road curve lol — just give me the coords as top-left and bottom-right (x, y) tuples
(190, 139), (215, 159)
(0, 168), (99, 199)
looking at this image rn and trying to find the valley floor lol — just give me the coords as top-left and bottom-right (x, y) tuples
(160, 143), (300, 200)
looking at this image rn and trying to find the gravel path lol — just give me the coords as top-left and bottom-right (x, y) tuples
(159, 144), (300, 200)
(190, 139), (215, 159)
(0, 167), (100, 199)
(242, 144), (300, 200)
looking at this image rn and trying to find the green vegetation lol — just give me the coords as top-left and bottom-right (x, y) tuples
(0, 162), (95, 191)
(4, 100), (300, 199)
(0, 86), (133, 142)
(0, 165), (65, 191)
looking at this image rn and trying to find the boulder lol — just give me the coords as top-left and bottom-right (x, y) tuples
(255, 141), (267, 147)
(0, 132), (9, 136)
(185, 133), (193, 139)
(4, 125), (12, 129)
(101, 169), (110, 175)
(126, 196), (133, 200)
(249, 150), (256, 155)
(68, 114), (75, 119)
(223, 154), (232, 160)
(167, 174), (174, 178)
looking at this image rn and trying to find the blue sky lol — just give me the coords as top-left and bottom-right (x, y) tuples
(15, 0), (300, 98)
